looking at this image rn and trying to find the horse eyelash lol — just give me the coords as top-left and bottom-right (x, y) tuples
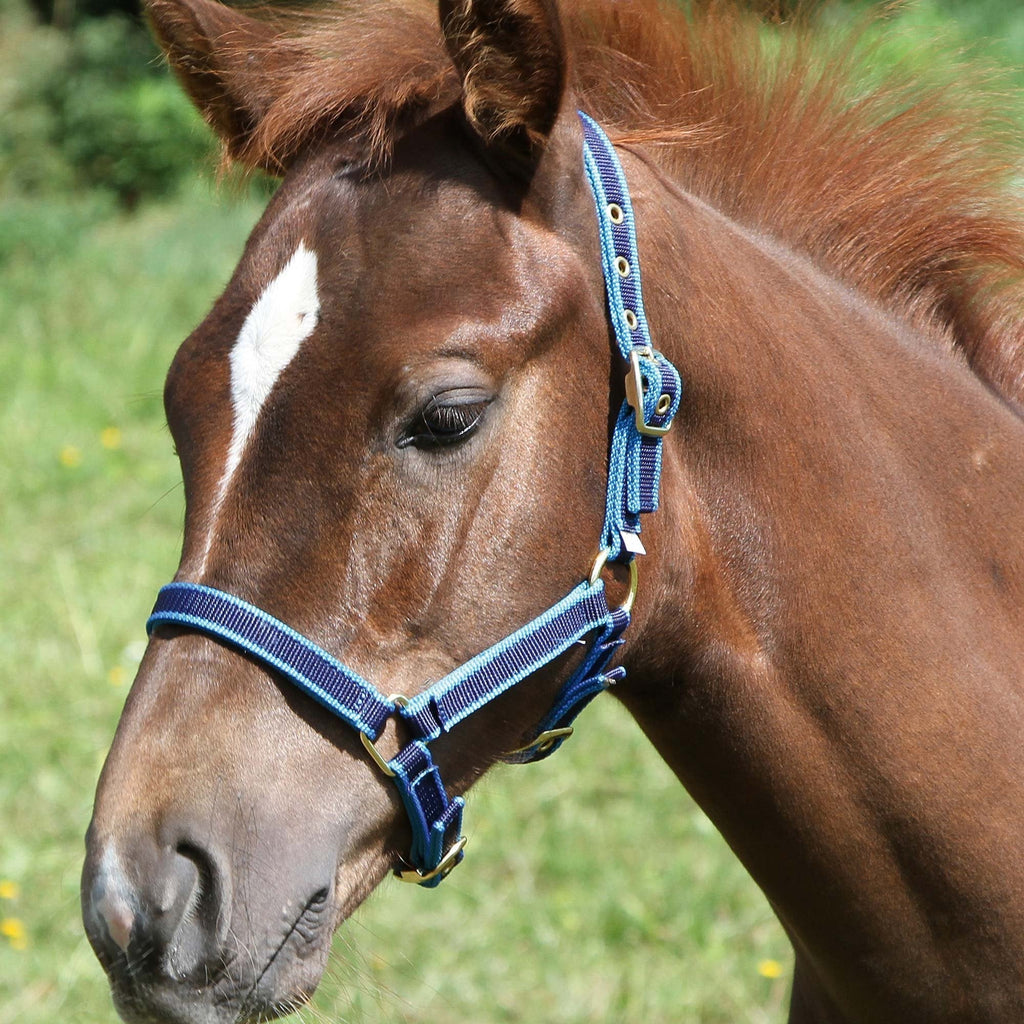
(397, 397), (493, 450)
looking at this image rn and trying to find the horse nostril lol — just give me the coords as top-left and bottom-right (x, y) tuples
(172, 839), (228, 942)
(174, 842), (211, 913)
(83, 835), (229, 980)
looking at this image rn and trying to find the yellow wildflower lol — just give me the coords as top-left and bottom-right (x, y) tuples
(758, 959), (784, 979)
(1, 918), (27, 950)
(0, 881), (18, 900)
(59, 445), (82, 468)
(100, 427), (122, 450)
(108, 664), (127, 687)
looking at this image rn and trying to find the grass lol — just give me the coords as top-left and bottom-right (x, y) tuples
(0, 182), (791, 1023)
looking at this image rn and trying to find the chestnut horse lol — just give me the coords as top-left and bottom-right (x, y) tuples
(82, 0), (1024, 1020)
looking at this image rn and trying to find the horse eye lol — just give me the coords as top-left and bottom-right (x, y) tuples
(398, 392), (493, 450)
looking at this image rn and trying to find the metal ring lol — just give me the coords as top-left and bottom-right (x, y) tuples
(395, 836), (468, 885)
(508, 726), (575, 757)
(360, 731), (395, 777)
(358, 693), (409, 777)
(607, 203), (624, 224)
(615, 256), (630, 278)
(655, 393), (672, 416)
(624, 309), (638, 331)
(589, 546), (612, 586)
(588, 548), (639, 614)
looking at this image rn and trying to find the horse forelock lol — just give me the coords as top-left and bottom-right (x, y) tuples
(218, 0), (1024, 406)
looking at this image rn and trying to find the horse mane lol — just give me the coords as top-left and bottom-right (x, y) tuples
(236, 0), (1024, 404)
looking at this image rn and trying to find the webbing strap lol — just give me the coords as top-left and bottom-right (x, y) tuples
(579, 111), (682, 560)
(148, 582), (394, 738)
(400, 581), (614, 739)
(147, 577), (617, 885)
(389, 743), (465, 887)
(580, 111), (653, 364)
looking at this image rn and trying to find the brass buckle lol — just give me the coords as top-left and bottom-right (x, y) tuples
(624, 347), (672, 437)
(358, 694), (409, 778)
(395, 836), (468, 885)
(589, 547), (639, 615)
(508, 726), (575, 757)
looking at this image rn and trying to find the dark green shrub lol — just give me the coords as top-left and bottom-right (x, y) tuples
(0, 3), (217, 206)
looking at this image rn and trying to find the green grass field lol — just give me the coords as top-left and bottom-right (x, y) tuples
(2, 1), (1022, 1020)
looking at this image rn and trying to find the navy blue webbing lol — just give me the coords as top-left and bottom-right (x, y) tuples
(149, 582), (394, 737)
(580, 111), (682, 560)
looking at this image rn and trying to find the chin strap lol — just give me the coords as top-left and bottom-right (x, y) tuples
(145, 111), (680, 887)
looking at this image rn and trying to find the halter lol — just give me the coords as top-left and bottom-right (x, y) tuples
(146, 112), (681, 887)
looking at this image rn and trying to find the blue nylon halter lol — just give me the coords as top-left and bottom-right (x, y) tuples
(146, 111), (682, 887)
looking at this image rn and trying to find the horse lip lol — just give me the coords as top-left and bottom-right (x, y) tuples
(110, 979), (242, 1024)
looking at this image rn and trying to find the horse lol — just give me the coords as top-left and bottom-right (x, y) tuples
(80, 0), (1024, 1019)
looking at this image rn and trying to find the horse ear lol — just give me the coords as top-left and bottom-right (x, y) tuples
(439, 0), (566, 160)
(145, 0), (282, 159)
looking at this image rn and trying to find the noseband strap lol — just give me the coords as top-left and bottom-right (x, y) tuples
(146, 112), (681, 886)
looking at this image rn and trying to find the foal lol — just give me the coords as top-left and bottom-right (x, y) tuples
(83, 0), (1024, 1021)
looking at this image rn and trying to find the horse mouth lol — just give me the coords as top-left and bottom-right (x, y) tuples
(235, 886), (333, 1021)
(106, 888), (334, 1024)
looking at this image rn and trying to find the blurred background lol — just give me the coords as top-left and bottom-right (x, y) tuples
(1, 1), (1021, 1021)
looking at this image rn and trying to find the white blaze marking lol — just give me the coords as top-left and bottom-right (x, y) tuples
(227, 242), (320, 480)
(198, 243), (320, 571)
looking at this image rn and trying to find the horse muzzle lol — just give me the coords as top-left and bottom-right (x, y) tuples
(79, 757), (344, 1019)
(81, 808), (336, 1022)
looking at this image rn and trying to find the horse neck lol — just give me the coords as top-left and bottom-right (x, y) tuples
(615, 152), (1024, 1015)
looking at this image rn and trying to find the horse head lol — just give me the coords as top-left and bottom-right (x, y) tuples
(81, 0), (638, 1019)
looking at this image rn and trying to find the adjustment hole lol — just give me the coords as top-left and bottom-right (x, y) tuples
(615, 257), (630, 277)
(624, 309), (638, 331)
(607, 203), (624, 224)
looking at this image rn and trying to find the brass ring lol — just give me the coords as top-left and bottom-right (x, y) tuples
(655, 393), (672, 416)
(508, 726), (575, 757)
(360, 731), (395, 777)
(358, 693), (409, 777)
(615, 256), (630, 278)
(607, 203), (624, 224)
(588, 548), (639, 614)
(624, 309), (638, 331)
